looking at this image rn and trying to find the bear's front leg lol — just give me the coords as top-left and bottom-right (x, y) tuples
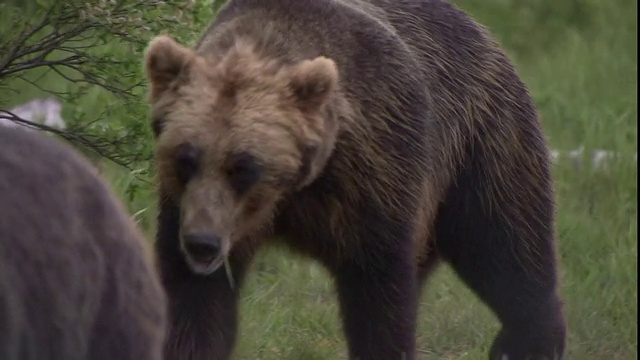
(161, 265), (246, 360)
(333, 238), (419, 360)
(155, 196), (251, 360)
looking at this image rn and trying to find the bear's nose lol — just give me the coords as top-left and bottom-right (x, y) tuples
(183, 232), (221, 264)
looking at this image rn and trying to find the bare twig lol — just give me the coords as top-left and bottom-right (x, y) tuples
(0, 110), (143, 169)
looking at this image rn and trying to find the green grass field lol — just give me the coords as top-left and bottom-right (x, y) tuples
(1, 0), (637, 359)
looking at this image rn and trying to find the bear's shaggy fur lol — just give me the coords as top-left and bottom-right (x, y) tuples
(145, 0), (567, 359)
(0, 127), (167, 360)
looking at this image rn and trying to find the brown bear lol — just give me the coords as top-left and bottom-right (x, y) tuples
(144, 0), (567, 359)
(0, 126), (167, 360)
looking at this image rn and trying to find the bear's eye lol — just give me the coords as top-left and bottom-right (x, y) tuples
(174, 142), (201, 185)
(226, 151), (261, 195)
(151, 116), (165, 138)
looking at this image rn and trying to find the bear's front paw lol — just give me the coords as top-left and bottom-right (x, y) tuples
(489, 321), (566, 360)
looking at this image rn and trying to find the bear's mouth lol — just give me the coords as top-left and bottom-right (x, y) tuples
(181, 241), (226, 276)
(184, 252), (225, 276)
(185, 242), (218, 264)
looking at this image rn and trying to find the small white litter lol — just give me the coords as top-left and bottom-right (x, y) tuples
(1, 97), (66, 130)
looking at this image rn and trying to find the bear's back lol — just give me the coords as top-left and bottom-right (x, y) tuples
(204, 0), (535, 156)
(203, 0), (540, 199)
(205, 0), (503, 90)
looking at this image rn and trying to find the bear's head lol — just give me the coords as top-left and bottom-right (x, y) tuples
(144, 35), (340, 275)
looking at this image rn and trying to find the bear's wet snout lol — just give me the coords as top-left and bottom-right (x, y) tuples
(183, 232), (221, 264)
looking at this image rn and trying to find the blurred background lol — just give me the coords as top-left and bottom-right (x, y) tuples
(0, 0), (636, 358)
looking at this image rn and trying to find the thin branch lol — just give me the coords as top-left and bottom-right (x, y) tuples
(0, 6), (54, 71)
(15, 73), (72, 97)
(0, 110), (136, 168)
(1, 56), (85, 77)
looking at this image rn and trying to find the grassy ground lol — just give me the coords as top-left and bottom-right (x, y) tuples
(2, 0), (637, 359)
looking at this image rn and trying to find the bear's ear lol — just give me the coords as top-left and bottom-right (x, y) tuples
(144, 35), (195, 100)
(287, 56), (338, 112)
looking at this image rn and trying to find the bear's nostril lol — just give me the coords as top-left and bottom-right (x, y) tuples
(183, 232), (221, 264)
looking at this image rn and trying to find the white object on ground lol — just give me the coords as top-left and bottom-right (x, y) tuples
(550, 146), (637, 169)
(1, 97), (66, 130)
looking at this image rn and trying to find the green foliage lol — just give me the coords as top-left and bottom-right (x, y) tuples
(0, 0), (215, 199)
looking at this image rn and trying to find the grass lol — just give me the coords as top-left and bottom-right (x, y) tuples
(1, 0), (637, 359)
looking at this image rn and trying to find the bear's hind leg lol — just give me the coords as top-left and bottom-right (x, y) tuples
(434, 174), (567, 359)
